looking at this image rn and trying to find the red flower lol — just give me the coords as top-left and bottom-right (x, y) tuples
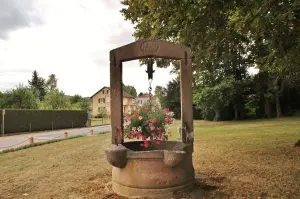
(151, 133), (155, 137)
(164, 117), (169, 122)
(143, 107), (149, 111)
(152, 117), (157, 124)
(157, 127), (162, 131)
(141, 135), (146, 141)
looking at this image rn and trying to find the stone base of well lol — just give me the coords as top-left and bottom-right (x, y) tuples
(112, 180), (196, 199)
(105, 141), (195, 198)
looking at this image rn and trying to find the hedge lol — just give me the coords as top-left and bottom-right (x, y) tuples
(0, 109), (87, 134)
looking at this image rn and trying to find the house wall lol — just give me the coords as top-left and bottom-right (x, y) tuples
(123, 97), (135, 114)
(91, 88), (110, 117)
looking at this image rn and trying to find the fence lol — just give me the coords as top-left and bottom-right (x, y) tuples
(90, 118), (110, 126)
(0, 109), (88, 135)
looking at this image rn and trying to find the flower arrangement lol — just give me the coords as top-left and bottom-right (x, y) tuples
(122, 102), (175, 148)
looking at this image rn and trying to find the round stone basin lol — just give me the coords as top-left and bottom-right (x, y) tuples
(105, 141), (195, 198)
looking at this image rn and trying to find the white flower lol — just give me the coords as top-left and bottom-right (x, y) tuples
(139, 116), (143, 120)
(150, 126), (155, 131)
(137, 126), (142, 132)
(132, 127), (137, 131)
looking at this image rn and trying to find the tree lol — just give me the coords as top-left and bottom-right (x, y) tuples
(194, 77), (235, 121)
(154, 86), (166, 108)
(138, 92), (144, 97)
(46, 74), (58, 92)
(0, 84), (39, 109)
(123, 84), (137, 97)
(70, 94), (83, 104)
(79, 98), (92, 112)
(28, 70), (47, 100)
(164, 79), (181, 119)
(41, 90), (71, 110)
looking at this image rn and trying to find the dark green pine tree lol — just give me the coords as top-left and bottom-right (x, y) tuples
(28, 70), (46, 101)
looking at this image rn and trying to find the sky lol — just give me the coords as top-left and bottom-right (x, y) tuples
(0, 0), (177, 97)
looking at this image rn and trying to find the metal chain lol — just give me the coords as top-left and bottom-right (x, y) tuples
(148, 79), (152, 108)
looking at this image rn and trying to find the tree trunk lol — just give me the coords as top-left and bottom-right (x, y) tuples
(276, 94), (282, 118)
(214, 109), (221, 121)
(265, 98), (271, 118)
(240, 104), (245, 119)
(234, 106), (239, 120)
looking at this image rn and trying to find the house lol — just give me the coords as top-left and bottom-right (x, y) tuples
(90, 87), (136, 117)
(136, 93), (160, 107)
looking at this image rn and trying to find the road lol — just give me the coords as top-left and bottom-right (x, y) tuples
(0, 125), (111, 151)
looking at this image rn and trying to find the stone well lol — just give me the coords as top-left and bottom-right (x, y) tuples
(106, 39), (195, 198)
(105, 141), (195, 198)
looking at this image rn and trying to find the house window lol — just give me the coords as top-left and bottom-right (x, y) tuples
(103, 90), (105, 94)
(100, 98), (105, 103)
(98, 98), (100, 103)
(106, 90), (109, 94)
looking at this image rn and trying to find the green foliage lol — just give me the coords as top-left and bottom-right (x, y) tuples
(154, 86), (166, 108)
(194, 77), (235, 121)
(164, 79), (181, 119)
(70, 94), (83, 104)
(0, 109), (87, 133)
(28, 70), (47, 100)
(79, 98), (91, 112)
(120, 0), (300, 120)
(41, 90), (71, 110)
(123, 84), (137, 97)
(0, 85), (40, 109)
(45, 74), (58, 92)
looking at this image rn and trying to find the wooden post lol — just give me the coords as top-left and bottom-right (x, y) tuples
(180, 58), (194, 148)
(64, 132), (68, 138)
(90, 129), (94, 136)
(110, 56), (123, 145)
(29, 136), (34, 144)
(2, 109), (5, 137)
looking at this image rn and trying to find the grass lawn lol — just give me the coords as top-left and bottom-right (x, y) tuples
(0, 117), (300, 199)
(91, 118), (110, 126)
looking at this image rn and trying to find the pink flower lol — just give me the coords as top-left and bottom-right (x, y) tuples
(134, 111), (139, 118)
(143, 107), (149, 111)
(152, 117), (157, 124)
(163, 108), (170, 113)
(119, 131), (123, 139)
(164, 117), (169, 122)
(157, 127), (162, 131)
(151, 133), (155, 137)
(154, 141), (161, 145)
(144, 141), (149, 148)
(149, 123), (153, 127)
